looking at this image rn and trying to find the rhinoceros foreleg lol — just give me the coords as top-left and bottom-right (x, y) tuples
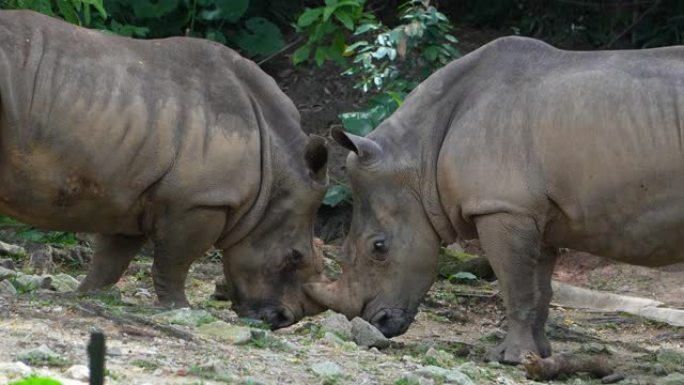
(78, 234), (147, 292)
(151, 208), (226, 308)
(532, 248), (558, 358)
(475, 213), (548, 364)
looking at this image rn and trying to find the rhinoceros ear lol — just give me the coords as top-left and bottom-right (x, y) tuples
(331, 128), (382, 166)
(305, 134), (329, 184)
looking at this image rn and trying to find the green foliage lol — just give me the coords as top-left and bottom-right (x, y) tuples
(9, 377), (63, 385)
(318, 0), (460, 206)
(1, 0), (106, 26)
(1, 0), (287, 58)
(293, 0), (376, 66)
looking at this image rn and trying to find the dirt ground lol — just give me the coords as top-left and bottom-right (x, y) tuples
(0, 240), (682, 385)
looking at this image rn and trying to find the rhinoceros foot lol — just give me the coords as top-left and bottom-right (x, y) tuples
(486, 329), (542, 365)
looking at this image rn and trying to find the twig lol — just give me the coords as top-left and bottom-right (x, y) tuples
(602, 0), (663, 48)
(522, 351), (614, 381)
(257, 36), (304, 66)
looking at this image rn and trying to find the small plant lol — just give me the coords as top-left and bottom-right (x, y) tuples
(131, 358), (159, 370)
(293, 0), (375, 66)
(9, 377), (63, 385)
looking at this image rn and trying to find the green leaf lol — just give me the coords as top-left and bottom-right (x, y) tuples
(234, 17), (285, 57)
(334, 10), (354, 30)
(339, 111), (375, 136)
(323, 4), (337, 22)
(56, 0), (79, 24)
(314, 46), (327, 66)
(205, 29), (226, 44)
(297, 7), (323, 27)
(132, 0), (179, 18)
(9, 376), (63, 385)
(323, 184), (351, 207)
(292, 44), (311, 65)
(79, 0), (106, 19)
(198, 0), (248, 22)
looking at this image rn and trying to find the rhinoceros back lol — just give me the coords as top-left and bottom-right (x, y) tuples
(0, 11), (264, 234)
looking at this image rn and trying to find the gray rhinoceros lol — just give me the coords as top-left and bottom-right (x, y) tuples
(0, 10), (330, 328)
(305, 36), (684, 362)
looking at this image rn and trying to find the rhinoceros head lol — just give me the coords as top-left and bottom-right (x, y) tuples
(305, 129), (441, 337)
(221, 135), (330, 329)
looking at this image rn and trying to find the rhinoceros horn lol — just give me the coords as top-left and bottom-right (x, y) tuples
(331, 128), (383, 166)
(304, 276), (364, 319)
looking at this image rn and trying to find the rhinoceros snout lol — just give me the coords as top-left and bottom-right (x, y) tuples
(255, 306), (296, 330)
(370, 308), (415, 338)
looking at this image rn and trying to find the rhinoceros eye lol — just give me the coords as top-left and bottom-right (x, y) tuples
(371, 239), (389, 261)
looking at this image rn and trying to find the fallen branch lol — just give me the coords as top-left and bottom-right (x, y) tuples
(77, 302), (195, 341)
(522, 351), (614, 381)
(551, 281), (684, 327)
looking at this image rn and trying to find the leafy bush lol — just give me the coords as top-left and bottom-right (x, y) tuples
(9, 377), (63, 385)
(293, 0), (375, 66)
(295, 0), (460, 205)
(0, 0), (287, 58)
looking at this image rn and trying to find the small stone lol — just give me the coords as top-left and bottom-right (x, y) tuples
(65, 364), (89, 381)
(27, 246), (55, 274)
(657, 373), (684, 385)
(416, 366), (474, 385)
(601, 373), (625, 384)
(17, 344), (68, 367)
(656, 348), (684, 372)
(396, 373), (435, 385)
(310, 361), (343, 377)
(107, 346), (123, 357)
(194, 361), (235, 382)
(0, 241), (26, 256)
(0, 266), (17, 281)
(197, 321), (252, 345)
(351, 317), (389, 349)
(13, 274), (52, 292)
(319, 311), (353, 340)
(424, 347), (455, 367)
(152, 308), (216, 327)
(50, 273), (80, 292)
(0, 280), (17, 295)
(0, 361), (32, 377)
(0, 259), (16, 270)
(323, 331), (345, 346)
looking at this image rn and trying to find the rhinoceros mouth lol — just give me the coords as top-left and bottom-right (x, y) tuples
(367, 307), (417, 338)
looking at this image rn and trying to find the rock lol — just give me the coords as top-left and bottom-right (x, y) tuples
(656, 348), (684, 372)
(152, 308), (216, 327)
(424, 347), (455, 367)
(17, 344), (68, 367)
(323, 331), (345, 346)
(0, 258), (16, 270)
(50, 273), (80, 292)
(27, 246), (55, 274)
(65, 364), (90, 381)
(657, 373), (684, 385)
(0, 280), (17, 295)
(107, 346), (123, 357)
(319, 311), (352, 340)
(0, 266), (18, 280)
(196, 321), (252, 345)
(13, 274), (52, 292)
(351, 317), (390, 348)
(581, 342), (614, 355)
(416, 366), (474, 385)
(437, 247), (493, 280)
(0, 241), (26, 256)
(310, 361), (343, 377)
(396, 373), (435, 385)
(193, 361), (235, 382)
(0, 361), (32, 377)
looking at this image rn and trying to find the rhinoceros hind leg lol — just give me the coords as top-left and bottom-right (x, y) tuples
(151, 208), (225, 308)
(476, 212), (549, 364)
(78, 234), (147, 292)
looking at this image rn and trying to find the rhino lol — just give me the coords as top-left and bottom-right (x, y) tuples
(0, 10), (329, 328)
(305, 36), (684, 362)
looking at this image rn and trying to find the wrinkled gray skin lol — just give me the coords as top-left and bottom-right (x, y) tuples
(0, 11), (329, 328)
(306, 36), (684, 362)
